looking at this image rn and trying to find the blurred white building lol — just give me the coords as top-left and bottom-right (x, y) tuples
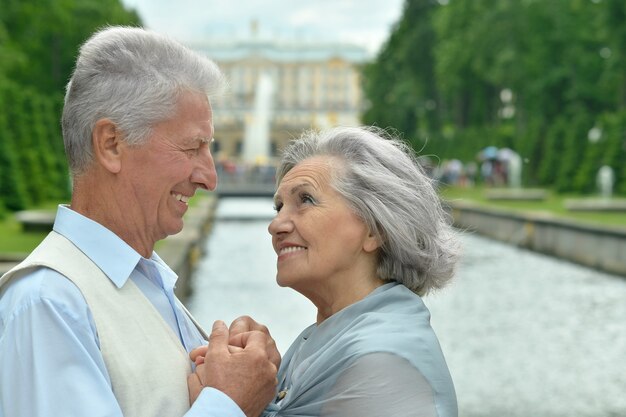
(190, 24), (369, 162)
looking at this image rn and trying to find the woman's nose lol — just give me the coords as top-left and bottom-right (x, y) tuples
(268, 209), (293, 236)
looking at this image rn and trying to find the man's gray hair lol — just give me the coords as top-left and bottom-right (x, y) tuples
(62, 26), (225, 177)
(276, 126), (460, 295)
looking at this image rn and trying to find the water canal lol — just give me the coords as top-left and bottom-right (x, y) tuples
(187, 197), (626, 417)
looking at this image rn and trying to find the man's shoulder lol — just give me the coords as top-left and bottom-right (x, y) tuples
(0, 267), (88, 323)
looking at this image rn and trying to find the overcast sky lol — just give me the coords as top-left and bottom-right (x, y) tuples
(120, 0), (405, 55)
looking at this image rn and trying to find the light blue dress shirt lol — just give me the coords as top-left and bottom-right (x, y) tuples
(0, 205), (245, 417)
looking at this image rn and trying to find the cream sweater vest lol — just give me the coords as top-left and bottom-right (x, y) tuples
(0, 231), (197, 417)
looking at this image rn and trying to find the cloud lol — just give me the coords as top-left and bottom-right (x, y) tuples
(121, 0), (404, 54)
(287, 8), (322, 26)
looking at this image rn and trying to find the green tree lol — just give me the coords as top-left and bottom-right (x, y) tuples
(361, 0), (625, 193)
(362, 0), (442, 149)
(0, 0), (141, 95)
(0, 0), (141, 210)
(538, 116), (571, 188)
(11, 88), (47, 205)
(598, 0), (626, 111)
(599, 110), (626, 195)
(40, 94), (71, 201)
(27, 92), (63, 202)
(0, 84), (29, 211)
(554, 112), (593, 193)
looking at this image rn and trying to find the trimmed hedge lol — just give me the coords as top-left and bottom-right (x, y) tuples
(0, 82), (69, 212)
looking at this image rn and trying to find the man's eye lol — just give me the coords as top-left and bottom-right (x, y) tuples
(273, 202), (283, 212)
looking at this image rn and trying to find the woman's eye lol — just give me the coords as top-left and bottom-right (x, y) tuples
(301, 193), (315, 204)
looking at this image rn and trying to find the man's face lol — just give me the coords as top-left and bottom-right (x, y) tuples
(122, 90), (216, 244)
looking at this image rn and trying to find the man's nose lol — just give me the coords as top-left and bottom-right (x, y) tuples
(192, 147), (217, 191)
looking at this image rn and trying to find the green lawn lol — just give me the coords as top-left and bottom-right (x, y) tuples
(0, 216), (48, 255)
(439, 185), (626, 228)
(0, 192), (211, 256)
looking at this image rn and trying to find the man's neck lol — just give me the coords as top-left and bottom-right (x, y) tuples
(71, 175), (155, 258)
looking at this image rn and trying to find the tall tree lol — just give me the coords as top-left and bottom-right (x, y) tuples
(0, 84), (29, 211)
(0, 0), (141, 95)
(362, 0), (442, 150)
(0, 0), (141, 210)
(598, 0), (626, 110)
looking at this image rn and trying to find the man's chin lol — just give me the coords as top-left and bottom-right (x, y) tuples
(162, 221), (184, 239)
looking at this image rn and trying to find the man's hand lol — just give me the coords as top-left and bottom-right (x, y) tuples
(187, 320), (278, 417)
(229, 316), (281, 369)
(190, 316), (281, 370)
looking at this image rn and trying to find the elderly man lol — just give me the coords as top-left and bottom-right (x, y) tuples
(0, 27), (278, 417)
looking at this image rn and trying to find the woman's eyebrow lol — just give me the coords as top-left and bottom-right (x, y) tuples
(273, 182), (313, 203)
(289, 183), (313, 195)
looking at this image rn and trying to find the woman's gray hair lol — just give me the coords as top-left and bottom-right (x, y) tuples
(62, 26), (226, 177)
(276, 126), (460, 295)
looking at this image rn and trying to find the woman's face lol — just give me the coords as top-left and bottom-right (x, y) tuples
(268, 157), (379, 300)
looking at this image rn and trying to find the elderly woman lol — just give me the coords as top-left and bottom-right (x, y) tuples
(262, 126), (460, 417)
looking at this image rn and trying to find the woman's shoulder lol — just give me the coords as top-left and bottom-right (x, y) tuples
(325, 284), (445, 365)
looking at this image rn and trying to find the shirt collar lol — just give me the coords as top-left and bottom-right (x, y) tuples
(150, 252), (179, 290)
(52, 205), (142, 289)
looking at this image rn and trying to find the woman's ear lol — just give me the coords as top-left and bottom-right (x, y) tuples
(363, 231), (381, 253)
(92, 118), (123, 174)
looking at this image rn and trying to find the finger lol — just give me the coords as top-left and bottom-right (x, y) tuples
(231, 330), (278, 357)
(189, 344), (208, 362)
(207, 320), (230, 354)
(231, 328), (276, 348)
(239, 330), (270, 351)
(229, 331), (260, 349)
(194, 363), (206, 379)
(233, 316), (271, 336)
(227, 344), (244, 354)
(191, 368), (204, 387)
(266, 339), (281, 369)
(228, 331), (246, 348)
(187, 372), (204, 405)
(229, 316), (253, 336)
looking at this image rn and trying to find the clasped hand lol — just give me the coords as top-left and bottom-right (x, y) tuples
(188, 316), (281, 417)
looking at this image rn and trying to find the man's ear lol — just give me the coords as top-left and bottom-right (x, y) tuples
(92, 119), (123, 174)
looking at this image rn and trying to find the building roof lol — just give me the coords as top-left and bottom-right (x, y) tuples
(190, 38), (370, 63)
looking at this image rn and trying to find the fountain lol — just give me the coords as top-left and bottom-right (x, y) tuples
(242, 72), (273, 165)
(507, 152), (522, 189)
(565, 165), (626, 212)
(597, 165), (614, 200)
(216, 71), (276, 197)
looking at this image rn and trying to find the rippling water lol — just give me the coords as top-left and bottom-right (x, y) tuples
(188, 197), (626, 417)
(187, 198), (315, 354)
